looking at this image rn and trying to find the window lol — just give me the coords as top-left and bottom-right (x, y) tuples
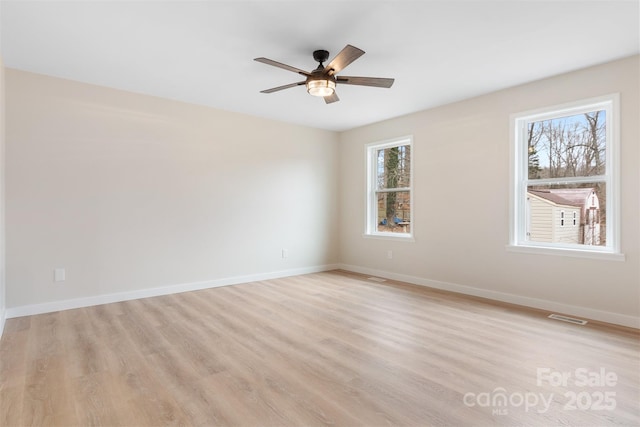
(366, 136), (413, 238)
(510, 94), (621, 258)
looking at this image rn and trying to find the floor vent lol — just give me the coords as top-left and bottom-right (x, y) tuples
(367, 276), (387, 283)
(548, 314), (588, 325)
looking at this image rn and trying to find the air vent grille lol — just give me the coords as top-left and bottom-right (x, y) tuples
(548, 314), (588, 325)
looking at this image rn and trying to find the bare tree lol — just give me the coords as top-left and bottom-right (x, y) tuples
(385, 147), (399, 226)
(527, 122), (543, 178)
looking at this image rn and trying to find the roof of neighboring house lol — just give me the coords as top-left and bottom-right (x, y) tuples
(528, 188), (595, 208)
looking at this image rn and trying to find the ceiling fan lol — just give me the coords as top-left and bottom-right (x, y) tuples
(254, 45), (394, 104)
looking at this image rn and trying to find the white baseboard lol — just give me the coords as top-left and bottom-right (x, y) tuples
(5, 264), (340, 319)
(6, 263), (638, 330)
(339, 264), (640, 329)
(0, 306), (5, 338)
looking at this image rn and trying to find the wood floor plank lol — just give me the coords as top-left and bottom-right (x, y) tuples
(20, 355), (78, 426)
(1, 270), (638, 426)
(0, 385), (24, 426)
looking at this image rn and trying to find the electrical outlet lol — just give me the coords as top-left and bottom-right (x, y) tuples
(387, 250), (393, 259)
(282, 248), (288, 259)
(54, 268), (66, 282)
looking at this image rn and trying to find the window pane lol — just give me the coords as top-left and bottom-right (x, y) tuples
(527, 110), (606, 179)
(376, 145), (411, 189)
(525, 183), (605, 246)
(376, 191), (411, 233)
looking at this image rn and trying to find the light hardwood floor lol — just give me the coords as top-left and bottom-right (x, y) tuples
(1, 270), (638, 426)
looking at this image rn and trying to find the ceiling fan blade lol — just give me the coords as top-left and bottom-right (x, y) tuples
(324, 92), (340, 104)
(325, 45), (365, 75)
(254, 57), (310, 76)
(260, 81), (306, 94)
(336, 76), (395, 88)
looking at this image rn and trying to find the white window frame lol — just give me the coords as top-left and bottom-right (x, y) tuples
(365, 136), (414, 240)
(508, 94), (623, 261)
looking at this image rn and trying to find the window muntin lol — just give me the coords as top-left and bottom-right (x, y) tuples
(366, 137), (413, 238)
(511, 95), (619, 254)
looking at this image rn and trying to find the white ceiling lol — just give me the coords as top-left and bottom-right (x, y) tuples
(1, 1), (638, 131)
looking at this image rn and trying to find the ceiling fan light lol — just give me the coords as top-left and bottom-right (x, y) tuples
(307, 79), (336, 97)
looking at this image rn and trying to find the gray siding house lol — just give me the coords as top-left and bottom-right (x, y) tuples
(526, 188), (601, 245)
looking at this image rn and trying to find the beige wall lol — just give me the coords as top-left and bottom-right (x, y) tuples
(338, 55), (639, 327)
(0, 55), (5, 332)
(5, 70), (339, 309)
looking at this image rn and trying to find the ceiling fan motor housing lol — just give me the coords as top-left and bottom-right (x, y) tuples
(307, 50), (336, 97)
(307, 69), (336, 84)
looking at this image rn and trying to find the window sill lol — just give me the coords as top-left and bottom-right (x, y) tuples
(505, 244), (625, 261)
(363, 233), (415, 242)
